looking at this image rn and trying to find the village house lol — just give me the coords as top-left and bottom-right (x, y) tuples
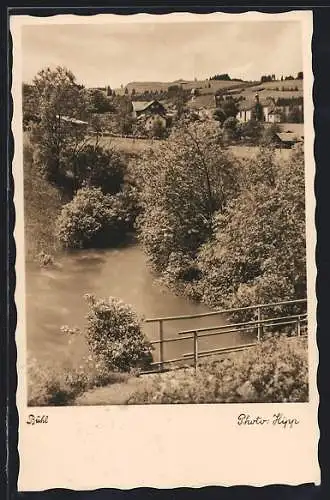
(274, 131), (303, 148)
(267, 109), (282, 123)
(237, 94), (271, 123)
(139, 113), (167, 132)
(131, 100), (169, 133)
(131, 100), (167, 119)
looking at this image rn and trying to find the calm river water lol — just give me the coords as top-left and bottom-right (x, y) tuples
(26, 245), (251, 369)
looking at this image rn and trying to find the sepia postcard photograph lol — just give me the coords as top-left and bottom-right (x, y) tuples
(11, 10), (319, 491)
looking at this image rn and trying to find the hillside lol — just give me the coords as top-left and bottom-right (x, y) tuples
(116, 79), (255, 95)
(239, 79), (303, 102)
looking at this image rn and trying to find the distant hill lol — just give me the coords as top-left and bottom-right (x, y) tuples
(115, 79), (255, 95)
(111, 78), (303, 110)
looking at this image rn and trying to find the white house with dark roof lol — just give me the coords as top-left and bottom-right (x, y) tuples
(131, 100), (167, 119)
(236, 94), (288, 123)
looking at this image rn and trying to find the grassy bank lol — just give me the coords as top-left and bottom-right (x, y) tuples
(94, 134), (293, 161)
(29, 335), (308, 406)
(24, 135), (64, 261)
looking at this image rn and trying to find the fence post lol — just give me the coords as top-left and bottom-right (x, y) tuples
(193, 331), (198, 371)
(159, 320), (164, 371)
(257, 307), (262, 342)
(296, 316), (301, 337)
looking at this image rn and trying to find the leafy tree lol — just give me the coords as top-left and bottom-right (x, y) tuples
(251, 101), (264, 121)
(197, 146), (306, 311)
(30, 66), (89, 192)
(209, 73), (231, 81)
(287, 106), (304, 123)
(22, 83), (40, 129)
(213, 107), (226, 126)
(222, 116), (239, 142)
(114, 95), (134, 134)
(150, 117), (166, 139)
(72, 145), (126, 194)
(237, 120), (264, 144)
(221, 99), (239, 120)
(87, 89), (114, 113)
(106, 85), (112, 97)
(136, 122), (240, 283)
(261, 123), (281, 145)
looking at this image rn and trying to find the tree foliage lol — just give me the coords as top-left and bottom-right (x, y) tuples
(197, 146), (306, 310)
(113, 95), (134, 134)
(136, 122), (240, 287)
(128, 335), (308, 404)
(83, 294), (152, 371)
(72, 145), (126, 194)
(87, 89), (115, 113)
(30, 66), (90, 192)
(56, 186), (137, 249)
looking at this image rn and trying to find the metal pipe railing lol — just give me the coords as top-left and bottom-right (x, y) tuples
(142, 298), (308, 373)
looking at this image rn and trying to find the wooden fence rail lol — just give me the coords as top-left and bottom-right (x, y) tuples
(143, 298), (307, 373)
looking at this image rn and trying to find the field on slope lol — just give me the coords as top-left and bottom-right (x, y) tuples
(95, 135), (292, 162)
(238, 79), (303, 102)
(115, 79), (254, 95)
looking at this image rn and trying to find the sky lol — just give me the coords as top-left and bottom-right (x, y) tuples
(22, 20), (303, 88)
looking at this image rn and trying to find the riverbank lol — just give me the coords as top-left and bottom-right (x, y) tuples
(24, 137), (64, 261)
(65, 336), (309, 405)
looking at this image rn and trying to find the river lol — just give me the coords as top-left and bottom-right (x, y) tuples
(26, 244), (252, 370)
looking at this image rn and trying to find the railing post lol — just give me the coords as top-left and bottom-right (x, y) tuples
(296, 315), (301, 337)
(159, 320), (164, 371)
(257, 306), (262, 342)
(193, 331), (198, 371)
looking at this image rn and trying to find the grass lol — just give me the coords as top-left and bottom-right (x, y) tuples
(27, 356), (130, 406)
(126, 335), (308, 405)
(24, 135), (64, 262)
(90, 135), (165, 154)
(72, 335), (308, 406)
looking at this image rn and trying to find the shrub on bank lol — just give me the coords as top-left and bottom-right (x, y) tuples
(28, 295), (152, 405)
(55, 187), (136, 249)
(27, 356), (129, 406)
(127, 335), (308, 404)
(84, 294), (153, 372)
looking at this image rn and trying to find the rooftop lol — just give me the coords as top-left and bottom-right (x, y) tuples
(132, 100), (165, 112)
(238, 97), (275, 111)
(187, 94), (216, 109)
(56, 115), (88, 125)
(276, 132), (303, 143)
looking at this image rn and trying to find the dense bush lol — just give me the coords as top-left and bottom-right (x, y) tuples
(261, 123), (281, 145)
(128, 335), (308, 404)
(55, 186), (137, 249)
(27, 356), (129, 406)
(136, 122), (240, 286)
(196, 146), (306, 313)
(83, 294), (152, 371)
(72, 145), (126, 195)
(28, 293), (151, 405)
(237, 120), (265, 144)
(150, 117), (167, 139)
